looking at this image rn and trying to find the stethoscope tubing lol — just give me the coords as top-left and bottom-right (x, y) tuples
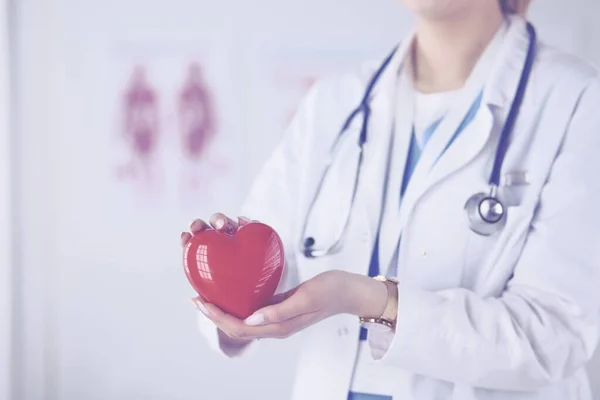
(301, 22), (537, 257)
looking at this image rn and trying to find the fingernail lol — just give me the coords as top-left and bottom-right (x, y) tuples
(181, 232), (186, 239)
(244, 313), (265, 326)
(215, 218), (225, 229)
(190, 299), (209, 316)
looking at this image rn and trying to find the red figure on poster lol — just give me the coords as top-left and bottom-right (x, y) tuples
(119, 65), (160, 186)
(178, 62), (216, 161)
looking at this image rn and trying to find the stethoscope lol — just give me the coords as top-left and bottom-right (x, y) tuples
(301, 23), (537, 259)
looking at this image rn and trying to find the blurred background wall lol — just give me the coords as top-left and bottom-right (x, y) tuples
(3, 0), (600, 399)
(1, 0), (12, 398)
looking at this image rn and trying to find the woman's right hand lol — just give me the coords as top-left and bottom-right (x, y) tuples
(180, 213), (255, 349)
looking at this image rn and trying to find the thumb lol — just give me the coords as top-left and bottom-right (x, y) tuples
(244, 287), (301, 326)
(267, 286), (299, 306)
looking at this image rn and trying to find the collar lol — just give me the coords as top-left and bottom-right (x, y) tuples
(370, 15), (533, 110)
(483, 15), (534, 108)
(368, 28), (416, 100)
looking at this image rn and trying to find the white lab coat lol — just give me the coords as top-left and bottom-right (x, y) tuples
(196, 16), (600, 400)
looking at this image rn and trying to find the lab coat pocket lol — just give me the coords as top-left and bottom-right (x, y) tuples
(464, 203), (536, 292)
(501, 185), (529, 207)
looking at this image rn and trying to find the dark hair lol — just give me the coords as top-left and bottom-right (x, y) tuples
(499, 0), (517, 14)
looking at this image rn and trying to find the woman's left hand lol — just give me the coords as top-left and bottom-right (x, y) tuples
(205, 270), (389, 340)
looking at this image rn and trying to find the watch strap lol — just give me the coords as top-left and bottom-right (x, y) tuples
(359, 275), (398, 330)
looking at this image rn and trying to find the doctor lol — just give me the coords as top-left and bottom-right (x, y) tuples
(181, 0), (600, 399)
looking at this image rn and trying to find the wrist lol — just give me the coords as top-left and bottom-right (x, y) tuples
(347, 273), (389, 317)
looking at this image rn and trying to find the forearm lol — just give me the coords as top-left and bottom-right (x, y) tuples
(368, 283), (596, 390)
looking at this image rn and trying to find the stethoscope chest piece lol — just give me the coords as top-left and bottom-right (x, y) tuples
(464, 191), (507, 236)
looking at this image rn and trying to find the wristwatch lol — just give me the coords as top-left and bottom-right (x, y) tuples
(359, 275), (399, 333)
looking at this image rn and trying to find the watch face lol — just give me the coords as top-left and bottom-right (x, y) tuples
(360, 321), (392, 333)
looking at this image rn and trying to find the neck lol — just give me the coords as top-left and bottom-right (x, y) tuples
(412, 6), (505, 93)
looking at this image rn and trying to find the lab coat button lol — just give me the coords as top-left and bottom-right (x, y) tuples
(337, 327), (349, 336)
(420, 248), (428, 257)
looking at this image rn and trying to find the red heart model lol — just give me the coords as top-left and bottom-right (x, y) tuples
(183, 222), (285, 319)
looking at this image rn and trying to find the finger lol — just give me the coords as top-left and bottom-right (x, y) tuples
(201, 302), (228, 322)
(238, 216), (252, 227)
(190, 298), (239, 328)
(238, 311), (323, 340)
(202, 304), (254, 339)
(266, 286), (300, 306)
(190, 296), (210, 317)
(198, 302), (321, 341)
(245, 289), (311, 326)
(210, 213), (238, 234)
(181, 232), (192, 247)
(189, 219), (210, 234)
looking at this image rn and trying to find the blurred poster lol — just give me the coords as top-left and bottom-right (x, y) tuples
(107, 41), (242, 212)
(175, 61), (229, 196)
(177, 62), (216, 165)
(117, 65), (162, 190)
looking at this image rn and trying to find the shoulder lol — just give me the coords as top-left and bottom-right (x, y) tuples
(302, 60), (379, 112)
(536, 42), (600, 110)
(533, 43), (600, 152)
(527, 42), (600, 139)
(533, 41), (599, 90)
(288, 59), (380, 145)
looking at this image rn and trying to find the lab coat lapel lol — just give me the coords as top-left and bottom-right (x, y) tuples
(414, 16), (532, 203)
(378, 94), (494, 274)
(377, 71), (415, 273)
(393, 95), (494, 236)
(359, 37), (415, 245)
(379, 16), (532, 274)
(424, 107), (494, 191)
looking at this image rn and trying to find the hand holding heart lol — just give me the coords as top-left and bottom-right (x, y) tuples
(180, 213), (389, 341)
